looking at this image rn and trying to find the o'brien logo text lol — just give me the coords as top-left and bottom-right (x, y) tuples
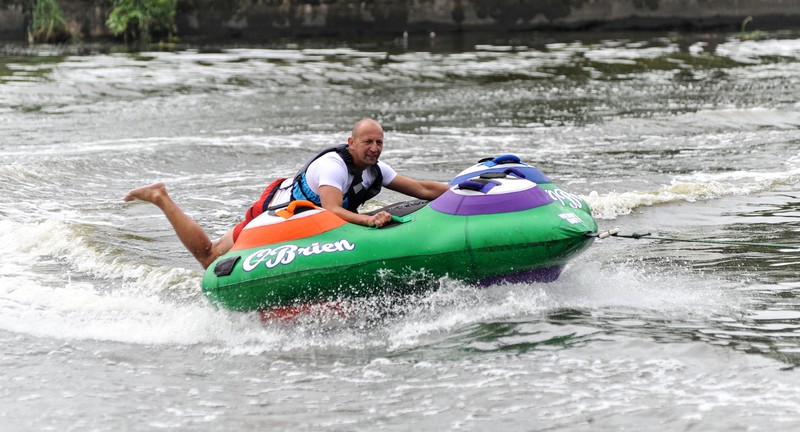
(242, 240), (356, 271)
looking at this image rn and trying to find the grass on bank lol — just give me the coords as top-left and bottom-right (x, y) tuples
(27, 0), (71, 43)
(106, 0), (177, 44)
(27, 0), (177, 44)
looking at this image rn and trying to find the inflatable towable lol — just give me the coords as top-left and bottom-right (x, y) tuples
(202, 155), (598, 313)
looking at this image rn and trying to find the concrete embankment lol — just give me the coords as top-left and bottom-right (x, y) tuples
(2, 0), (800, 42)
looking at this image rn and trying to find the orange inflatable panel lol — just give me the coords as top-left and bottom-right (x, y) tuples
(230, 203), (346, 251)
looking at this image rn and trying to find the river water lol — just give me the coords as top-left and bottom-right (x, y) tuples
(1, 30), (800, 430)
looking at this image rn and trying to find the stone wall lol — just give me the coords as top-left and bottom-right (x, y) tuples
(3, 0), (800, 43)
(0, 0), (25, 40)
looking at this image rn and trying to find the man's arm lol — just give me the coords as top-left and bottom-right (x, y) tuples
(385, 174), (450, 200)
(318, 185), (393, 228)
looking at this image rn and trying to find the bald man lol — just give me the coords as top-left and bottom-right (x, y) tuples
(124, 118), (449, 269)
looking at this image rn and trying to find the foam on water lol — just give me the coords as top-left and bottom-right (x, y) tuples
(0, 213), (748, 356)
(0, 218), (217, 341)
(670, 107), (800, 131)
(390, 256), (747, 345)
(585, 166), (800, 220)
(716, 37), (800, 63)
(212, 254), (747, 354)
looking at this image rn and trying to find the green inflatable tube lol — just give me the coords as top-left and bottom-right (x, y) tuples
(202, 155), (598, 313)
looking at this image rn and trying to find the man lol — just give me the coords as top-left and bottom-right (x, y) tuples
(123, 118), (449, 269)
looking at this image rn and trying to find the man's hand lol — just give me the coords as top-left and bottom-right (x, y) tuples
(364, 211), (393, 228)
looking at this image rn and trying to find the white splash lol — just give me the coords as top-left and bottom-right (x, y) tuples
(584, 168), (800, 220)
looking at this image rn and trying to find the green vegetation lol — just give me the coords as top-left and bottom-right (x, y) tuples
(106, 0), (177, 44)
(27, 0), (71, 43)
(740, 16), (767, 41)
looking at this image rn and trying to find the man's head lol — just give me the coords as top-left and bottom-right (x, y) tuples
(347, 118), (384, 170)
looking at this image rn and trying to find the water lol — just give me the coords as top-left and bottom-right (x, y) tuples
(1, 31), (800, 430)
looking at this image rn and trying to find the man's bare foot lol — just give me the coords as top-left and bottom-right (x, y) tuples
(124, 182), (168, 204)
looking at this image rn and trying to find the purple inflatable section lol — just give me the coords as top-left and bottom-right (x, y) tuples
(477, 265), (565, 286)
(430, 186), (554, 216)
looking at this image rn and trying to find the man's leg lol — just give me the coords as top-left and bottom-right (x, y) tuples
(124, 183), (232, 269)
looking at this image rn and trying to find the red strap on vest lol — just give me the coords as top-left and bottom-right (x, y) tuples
(232, 178), (287, 242)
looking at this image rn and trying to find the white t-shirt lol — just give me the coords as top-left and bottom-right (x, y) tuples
(270, 151), (398, 207)
(305, 151), (397, 195)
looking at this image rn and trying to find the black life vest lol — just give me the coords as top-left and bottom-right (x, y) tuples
(291, 144), (383, 212)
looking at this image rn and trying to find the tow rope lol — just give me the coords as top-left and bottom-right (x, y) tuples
(588, 228), (800, 250)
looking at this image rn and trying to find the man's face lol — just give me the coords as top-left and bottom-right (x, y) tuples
(348, 122), (383, 169)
